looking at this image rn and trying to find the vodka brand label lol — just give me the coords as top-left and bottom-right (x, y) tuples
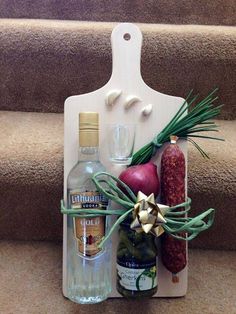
(117, 260), (157, 291)
(71, 192), (107, 207)
(70, 191), (108, 256)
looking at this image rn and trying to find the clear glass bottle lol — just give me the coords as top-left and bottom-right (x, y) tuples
(66, 112), (112, 304)
(117, 216), (157, 298)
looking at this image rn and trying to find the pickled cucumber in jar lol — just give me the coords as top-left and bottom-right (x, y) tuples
(116, 217), (158, 298)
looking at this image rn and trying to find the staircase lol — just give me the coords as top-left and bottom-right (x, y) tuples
(0, 2), (235, 313)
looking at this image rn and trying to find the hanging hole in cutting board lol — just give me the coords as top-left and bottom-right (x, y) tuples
(123, 33), (131, 41)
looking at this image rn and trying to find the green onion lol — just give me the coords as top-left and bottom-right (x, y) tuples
(130, 89), (224, 165)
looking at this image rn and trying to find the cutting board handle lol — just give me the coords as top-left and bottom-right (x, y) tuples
(110, 23), (143, 83)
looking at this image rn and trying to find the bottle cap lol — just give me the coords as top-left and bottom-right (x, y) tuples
(79, 112), (99, 130)
(79, 112), (99, 147)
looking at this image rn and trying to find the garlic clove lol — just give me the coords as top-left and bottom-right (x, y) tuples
(105, 90), (122, 106)
(124, 95), (141, 109)
(141, 104), (153, 116)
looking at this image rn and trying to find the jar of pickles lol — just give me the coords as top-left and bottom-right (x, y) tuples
(116, 216), (158, 298)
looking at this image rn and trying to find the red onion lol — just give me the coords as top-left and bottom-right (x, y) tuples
(118, 162), (160, 197)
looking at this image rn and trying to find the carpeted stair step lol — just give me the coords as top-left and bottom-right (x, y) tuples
(187, 119), (236, 250)
(0, 110), (235, 250)
(0, 240), (235, 313)
(0, 111), (63, 242)
(0, 19), (236, 119)
(0, 0), (235, 26)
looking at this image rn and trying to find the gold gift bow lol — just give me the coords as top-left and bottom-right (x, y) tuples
(130, 191), (170, 237)
(89, 172), (214, 248)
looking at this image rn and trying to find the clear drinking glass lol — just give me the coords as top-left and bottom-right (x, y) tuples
(108, 124), (136, 165)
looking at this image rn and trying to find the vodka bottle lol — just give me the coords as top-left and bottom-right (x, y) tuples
(66, 112), (112, 304)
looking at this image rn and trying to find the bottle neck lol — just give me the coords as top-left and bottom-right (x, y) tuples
(78, 146), (99, 161)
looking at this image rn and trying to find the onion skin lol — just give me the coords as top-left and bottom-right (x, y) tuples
(118, 162), (160, 197)
(161, 141), (187, 275)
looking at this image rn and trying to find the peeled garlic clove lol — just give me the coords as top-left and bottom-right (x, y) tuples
(124, 95), (141, 109)
(105, 90), (122, 106)
(141, 104), (153, 116)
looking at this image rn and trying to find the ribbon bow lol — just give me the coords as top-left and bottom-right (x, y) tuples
(130, 191), (169, 237)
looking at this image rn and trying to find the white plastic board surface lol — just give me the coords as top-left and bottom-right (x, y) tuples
(63, 23), (188, 298)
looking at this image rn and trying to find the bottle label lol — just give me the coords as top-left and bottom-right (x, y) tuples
(117, 260), (157, 291)
(70, 191), (108, 256)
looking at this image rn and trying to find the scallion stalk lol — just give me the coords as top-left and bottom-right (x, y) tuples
(130, 89), (224, 165)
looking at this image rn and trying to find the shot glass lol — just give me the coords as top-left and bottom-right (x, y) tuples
(107, 124), (135, 165)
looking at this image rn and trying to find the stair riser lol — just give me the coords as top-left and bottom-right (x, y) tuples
(0, 184), (63, 241)
(0, 164), (235, 250)
(188, 192), (235, 250)
(0, 111), (235, 249)
(0, 21), (235, 119)
(0, 1), (235, 25)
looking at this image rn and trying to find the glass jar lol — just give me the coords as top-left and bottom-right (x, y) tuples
(116, 217), (158, 298)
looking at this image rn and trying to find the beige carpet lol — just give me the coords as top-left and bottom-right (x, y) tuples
(0, 20), (235, 119)
(0, 111), (235, 250)
(0, 241), (235, 314)
(0, 0), (235, 25)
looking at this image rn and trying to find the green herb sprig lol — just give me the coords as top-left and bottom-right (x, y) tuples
(131, 89), (224, 165)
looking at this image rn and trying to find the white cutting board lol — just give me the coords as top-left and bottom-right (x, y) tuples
(63, 23), (188, 298)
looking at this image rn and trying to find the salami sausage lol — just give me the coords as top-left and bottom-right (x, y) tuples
(160, 136), (187, 281)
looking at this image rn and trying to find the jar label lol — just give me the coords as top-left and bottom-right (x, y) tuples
(70, 191), (108, 256)
(117, 262), (157, 291)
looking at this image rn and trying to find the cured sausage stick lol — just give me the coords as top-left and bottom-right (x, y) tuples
(160, 136), (187, 283)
